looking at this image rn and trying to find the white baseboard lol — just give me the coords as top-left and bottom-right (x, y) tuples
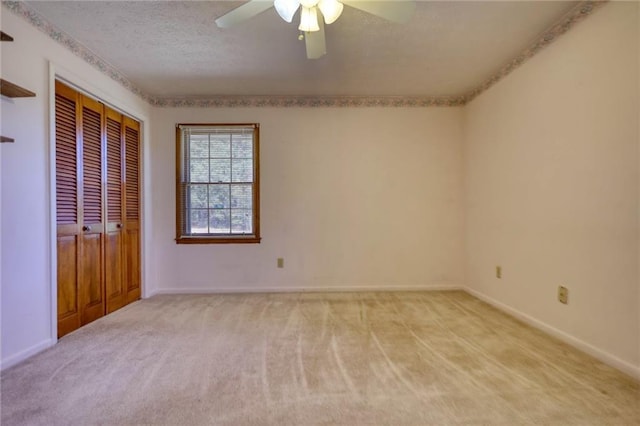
(1, 338), (54, 371)
(153, 283), (463, 295)
(463, 287), (640, 380)
(144, 290), (159, 298)
(143, 287), (159, 298)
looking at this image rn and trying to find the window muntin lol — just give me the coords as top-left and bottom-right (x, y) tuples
(176, 124), (260, 244)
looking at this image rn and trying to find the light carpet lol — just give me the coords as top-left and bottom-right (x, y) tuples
(1, 291), (638, 425)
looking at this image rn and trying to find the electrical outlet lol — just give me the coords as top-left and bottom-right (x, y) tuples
(277, 258), (284, 268)
(496, 266), (502, 279)
(558, 286), (568, 304)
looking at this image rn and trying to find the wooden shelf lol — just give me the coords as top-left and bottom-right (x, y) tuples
(1, 79), (36, 98)
(1, 32), (33, 144)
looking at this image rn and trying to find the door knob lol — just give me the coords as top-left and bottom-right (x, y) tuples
(82, 225), (91, 232)
(116, 223), (123, 229)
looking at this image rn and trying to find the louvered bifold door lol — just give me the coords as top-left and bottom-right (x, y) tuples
(55, 81), (82, 338)
(123, 116), (141, 303)
(105, 107), (126, 313)
(79, 95), (106, 325)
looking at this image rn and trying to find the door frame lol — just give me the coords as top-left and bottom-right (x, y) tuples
(48, 62), (150, 343)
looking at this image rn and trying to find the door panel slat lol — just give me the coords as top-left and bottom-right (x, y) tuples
(82, 106), (102, 225)
(125, 126), (139, 220)
(55, 93), (78, 225)
(107, 117), (123, 222)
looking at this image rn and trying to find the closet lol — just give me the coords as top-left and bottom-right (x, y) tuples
(55, 81), (141, 338)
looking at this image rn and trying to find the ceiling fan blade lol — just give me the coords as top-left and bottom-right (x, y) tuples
(215, 0), (274, 28)
(342, 0), (415, 24)
(305, 19), (326, 59)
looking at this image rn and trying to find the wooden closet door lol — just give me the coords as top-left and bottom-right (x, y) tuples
(55, 81), (81, 338)
(105, 108), (126, 313)
(123, 117), (141, 303)
(79, 95), (105, 325)
(56, 81), (141, 337)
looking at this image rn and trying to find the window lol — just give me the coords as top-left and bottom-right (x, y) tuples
(176, 123), (260, 244)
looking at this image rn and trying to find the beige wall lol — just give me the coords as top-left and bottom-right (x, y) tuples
(464, 2), (639, 372)
(2, 0), (639, 378)
(150, 107), (465, 293)
(1, 9), (151, 368)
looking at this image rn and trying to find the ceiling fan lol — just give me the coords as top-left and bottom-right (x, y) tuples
(215, 0), (416, 59)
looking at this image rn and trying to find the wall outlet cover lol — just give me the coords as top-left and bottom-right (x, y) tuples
(558, 286), (569, 304)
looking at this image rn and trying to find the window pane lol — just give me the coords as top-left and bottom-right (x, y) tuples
(210, 159), (231, 183)
(190, 159), (209, 183)
(231, 184), (252, 209)
(209, 184), (230, 209)
(231, 209), (252, 234)
(211, 135), (231, 158)
(209, 210), (230, 234)
(232, 159), (253, 182)
(189, 184), (208, 208)
(178, 124), (259, 243)
(232, 136), (253, 159)
(190, 209), (209, 234)
(189, 134), (209, 158)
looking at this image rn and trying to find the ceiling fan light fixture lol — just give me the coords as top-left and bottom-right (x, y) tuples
(299, 0), (320, 8)
(298, 6), (320, 32)
(274, 0), (300, 23)
(318, 0), (343, 24)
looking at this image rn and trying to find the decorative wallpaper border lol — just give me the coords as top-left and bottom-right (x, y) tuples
(463, 0), (608, 103)
(149, 95), (467, 108)
(2, 0), (606, 108)
(2, 0), (154, 104)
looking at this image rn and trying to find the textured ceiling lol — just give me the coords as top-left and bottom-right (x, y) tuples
(25, 1), (578, 98)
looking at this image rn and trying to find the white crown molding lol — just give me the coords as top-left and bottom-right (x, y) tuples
(1, 0), (608, 107)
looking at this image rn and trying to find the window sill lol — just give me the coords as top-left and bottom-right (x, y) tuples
(176, 235), (261, 245)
